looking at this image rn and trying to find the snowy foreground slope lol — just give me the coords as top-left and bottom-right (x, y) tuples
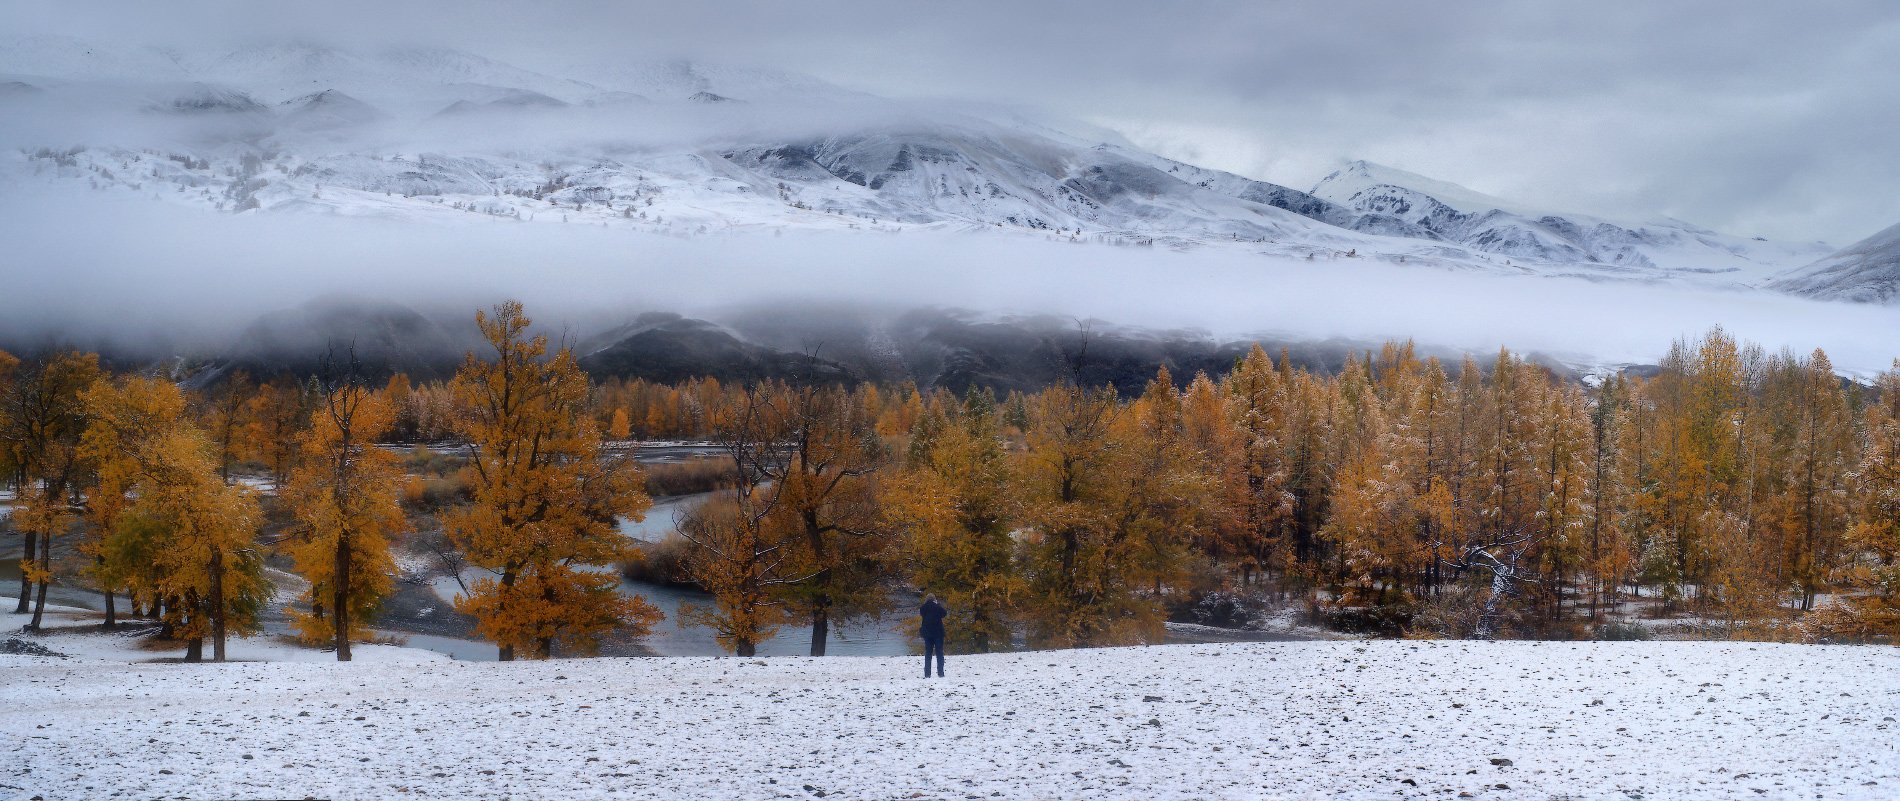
(4, 623), (1896, 799)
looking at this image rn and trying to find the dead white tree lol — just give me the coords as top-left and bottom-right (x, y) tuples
(1437, 527), (1536, 640)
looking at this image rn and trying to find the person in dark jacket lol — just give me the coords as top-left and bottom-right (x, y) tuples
(919, 594), (947, 678)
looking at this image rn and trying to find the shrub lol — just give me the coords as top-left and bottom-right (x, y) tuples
(1186, 591), (1257, 628)
(401, 445), (463, 477)
(641, 458), (739, 497)
(1324, 604), (1416, 637)
(1593, 622), (1654, 641)
(619, 533), (696, 587)
(400, 470), (471, 511)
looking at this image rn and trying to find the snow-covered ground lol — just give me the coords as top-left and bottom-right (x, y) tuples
(4, 600), (1896, 799)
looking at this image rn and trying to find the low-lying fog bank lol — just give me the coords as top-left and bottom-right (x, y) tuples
(3, 188), (1895, 378)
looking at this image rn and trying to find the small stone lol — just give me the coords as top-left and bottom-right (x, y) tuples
(1491, 758), (1514, 767)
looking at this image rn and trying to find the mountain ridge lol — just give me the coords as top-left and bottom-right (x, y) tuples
(1767, 220), (1900, 305)
(0, 36), (1853, 297)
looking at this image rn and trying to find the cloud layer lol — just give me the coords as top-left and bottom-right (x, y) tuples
(3, 186), (1893, 377)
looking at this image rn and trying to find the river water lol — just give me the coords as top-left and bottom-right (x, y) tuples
(424, 491), (914, 659)
(3, 454), (919, 662)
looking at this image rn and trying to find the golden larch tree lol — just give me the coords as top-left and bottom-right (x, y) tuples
(85, 376), (268, 661)
(1844, 363), (1900, 635)
(282, 378), (406, 660)
(675, 383), (801, 656)
(3, 350), (102, 626)
(760, 382), (891, 656)
(446, 301), (659, 660)
(242, 377), (308, 487)
(884, 387), (1021, 652)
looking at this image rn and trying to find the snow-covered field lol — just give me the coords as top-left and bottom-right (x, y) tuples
(4, 601), (1896, 800)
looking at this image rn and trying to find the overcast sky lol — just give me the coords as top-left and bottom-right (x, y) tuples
(5, 0), (1899, 244)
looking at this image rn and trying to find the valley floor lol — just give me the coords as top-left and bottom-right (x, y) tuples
(2, 601), (1897, 800)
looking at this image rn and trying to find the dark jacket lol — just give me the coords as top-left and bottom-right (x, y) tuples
(919, 599), (947, 640)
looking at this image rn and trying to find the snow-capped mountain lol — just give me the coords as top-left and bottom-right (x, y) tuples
(1766, 221), (1900, 305)
(0, 36), (1841, 294)
(1307, 161), (1832, 284)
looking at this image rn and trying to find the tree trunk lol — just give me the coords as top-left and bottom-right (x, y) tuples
(185, 587), (204, 662)
(736, 638), (755, 657)
(15, 532), (34, 613)
(804, 512), (832, 656)
(808, 598), (829, 657)
(1469, 547), (1518, 641)
(334, 529), (352, 662)
(28, 531), (52, 630)
(538, 582), (556, 659)
(159, 597), (176, 637)
(497, 569), (516, 662)
(209, 549), (227, 662)
(103, 588), (116, 629)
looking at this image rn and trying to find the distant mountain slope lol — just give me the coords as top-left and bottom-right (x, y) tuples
(226, 296), (469, 380)
(0, 36), (1840, 294)
(576, 313), (855, 384)
(1767, 221), (1900, 304)
(3, 297), (1522, 395)
(716, 129), (1338, 241)
(1309, 161), (1832, 284)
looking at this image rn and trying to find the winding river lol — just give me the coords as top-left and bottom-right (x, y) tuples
(3, 449), (918, 661)
(422, 491), (915, 659)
